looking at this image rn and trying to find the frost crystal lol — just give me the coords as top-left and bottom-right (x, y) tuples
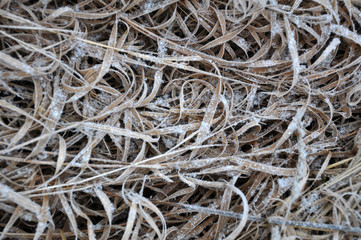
(158, 39), (167, 57)
(277, 177), (293, 189)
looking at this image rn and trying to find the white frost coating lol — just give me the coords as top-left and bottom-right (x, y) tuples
(249, 60), (278, 68)
(0, 183), (41, 216)
(73, 41), (87, 59)
(288, 30), (300, 72)
(154, 69), (163, 84)
(286, 120), (297, 135)
(48, 88), (66, 120)
(331, 24), (361, 46)
(168, 126), (184, 134)
(94, 223), (103, 230)
(271, 21), (282, 36)
(163, 137), (176, 149)
(37, 152), (48, 160)
(143, 0), (154, 10)
(158, 39), (167, 57)
(41, 0), (50, 6)
(23, 65), (34, 74)
(0, 184), (10, 197)
(220, 95), (228, 106)
(310, 131), (320, 139)
(36, 222), (48, 230)
(49, 106), (61, 119)
(154, 96), (170, 107)
(277, 177), (294, 189)
(199, 121), (211, 135)
(83, 126), (95, 137)
(290, 123), (308, 203)
(300, 192), (320, 213)
(111, 61), (126, 72)
(271, 226), (281, 240)
(286, 107), (305, 136)
(298, 135), (307, 161)
(312, 38), (340, 67)
(22, 212), (35, 222)
(236, 37), (250, 51)
(33, 58), (47, 67)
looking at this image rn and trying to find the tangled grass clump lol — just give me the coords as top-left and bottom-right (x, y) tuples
(1, 0), (361, 239)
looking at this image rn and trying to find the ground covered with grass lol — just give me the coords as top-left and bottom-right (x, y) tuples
(1, 0), (361, 239)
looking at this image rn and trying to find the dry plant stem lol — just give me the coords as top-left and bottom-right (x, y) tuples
(169, 202), (361, 234)
(1, 0), (361, 239)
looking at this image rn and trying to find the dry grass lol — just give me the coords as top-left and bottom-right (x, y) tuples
(0, 0), (361, 239)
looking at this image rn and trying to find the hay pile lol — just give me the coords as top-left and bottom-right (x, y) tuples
(1, 0), (361, 239)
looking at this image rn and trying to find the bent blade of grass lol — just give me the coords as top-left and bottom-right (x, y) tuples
(34, 195), (53, 240)
(81, 122), (157, 142)
(122, 202), (137, 240)
(0, 206), (23, 240)
(0, 183), (41, 216)
(215, 177), (237, 238)
(0, 51), (39, 75)
(95, 188), (114, 240)
(58, 189), (78, 239)
(279, 14), (299, 97)
(137, 194), (167, 240)
(28, 86), (68, 158)
(224, 183), (249, 240)
(69, 191), (96, 240)
(8, 117), (33, 148)
(55, 135), (66, 176)
(67, 19), (117, 102)
(191, 79), (222, 158)
(133, 200), (163, 240)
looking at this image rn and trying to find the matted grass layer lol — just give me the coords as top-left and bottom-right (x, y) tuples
(1, 0), (361, 239)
